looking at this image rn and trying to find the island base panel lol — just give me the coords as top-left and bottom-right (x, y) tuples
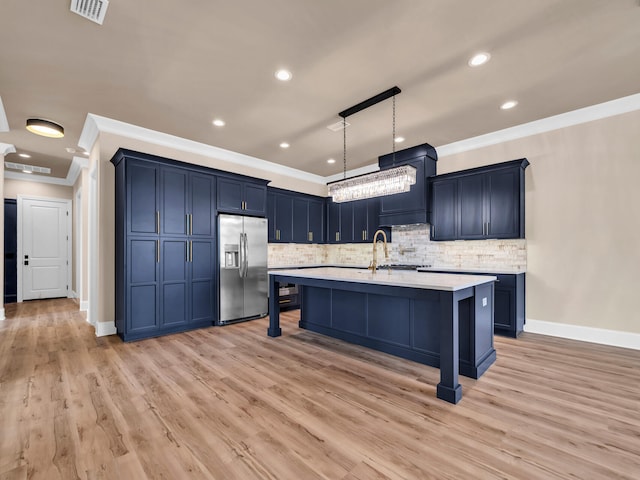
(437, 383), (463, 404)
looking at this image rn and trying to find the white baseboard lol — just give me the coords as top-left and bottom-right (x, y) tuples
(0, 308), (5, 321)
(96, 321), (117, 337)
(80, 300), (89, 312)
(525, 318), (640, 351)
(70, 290), (78, 299)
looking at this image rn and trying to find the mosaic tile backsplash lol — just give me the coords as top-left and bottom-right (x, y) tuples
(268, 223), (526, 271)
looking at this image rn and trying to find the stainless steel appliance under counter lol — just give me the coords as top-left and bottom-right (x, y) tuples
(218, 214), (268, 324)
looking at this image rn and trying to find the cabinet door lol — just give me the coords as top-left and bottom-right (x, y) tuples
(494, 286), (514, 332)
(380, 158), (426, 214)
(161, 168), (188, 236)
(487, 170), (519, 238)
(274, 194), (293, 242)
(190, 239), (215, 324)
(128, 162), (159, 235)
(365, 199), (381, 242)
(458, 175), (485, 239)
(352, 201), (368, 243)
(243, 183), (267, 216)
(189, 173), (215, 237)
(327, 200), (340, 244)
(267, 192), (277, 242)
(292, 198), (309, 243)
(217, 178), (243, 212)
(307, 199), (324, 243)
(128, 238), (160, 334)
(431, 180), (457, 241)
(161, 239), (188, 328)
(339, 203), (354, 243)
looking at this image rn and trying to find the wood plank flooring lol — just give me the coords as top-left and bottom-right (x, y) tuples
(1, 298), (639, 479)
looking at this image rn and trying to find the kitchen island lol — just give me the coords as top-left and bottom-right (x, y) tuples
(268, 267), (496, 404)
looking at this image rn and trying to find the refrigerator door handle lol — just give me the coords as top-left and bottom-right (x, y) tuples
(243, 233), (249, 277)
(238, 233), (245, 278)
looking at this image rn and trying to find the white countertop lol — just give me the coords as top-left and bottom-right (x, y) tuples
(417, 266), (526, 275)
(269, 267), (496, 292)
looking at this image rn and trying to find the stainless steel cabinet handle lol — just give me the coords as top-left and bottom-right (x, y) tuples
(190, 214), (193, 235)
(190, 240), (193, 262)
(156, 211), (160, 234)
(486, 221), (490, 236)
(156, 240), (159, 263)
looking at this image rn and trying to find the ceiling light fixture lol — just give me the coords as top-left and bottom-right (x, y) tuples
(327, 158), (336, 164)
(328, 86), (416, 203)
(212, 119), (225, 127)
(468, 52), (491, 67)
(18, 153), (31, 158)
(279, 142), (290, 149)
(275, 69), (292, 81)
(501, 100), (518, 110)
(394, 136), (405, 143)
(26, 118), (64, 138)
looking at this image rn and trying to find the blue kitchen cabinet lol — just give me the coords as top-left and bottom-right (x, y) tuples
(339, 202), (355, 243)
(127, 161), (159, 236)
(307, 198), (324, 243)
(113, 149), (219, 341)
(327, 198), (341, 244)
(430, 179), (457, 241)
(378, 143), (438, 226)
(430, 158), (529, 241)
(268, 188), (325, 243)
(353, 198), (382, 242)
(217, 177), (267, 216)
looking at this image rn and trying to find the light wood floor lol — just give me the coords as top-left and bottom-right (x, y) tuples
(1, 299), (639, 479)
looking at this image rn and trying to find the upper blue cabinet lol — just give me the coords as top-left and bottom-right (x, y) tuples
(267, 188), (325, 243)
(217, 176), (268, 217)
(429, 158), (529, 241)
(377, 143), (438, 226)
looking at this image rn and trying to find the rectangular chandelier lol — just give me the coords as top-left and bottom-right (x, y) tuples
(328, 164), (416, 203)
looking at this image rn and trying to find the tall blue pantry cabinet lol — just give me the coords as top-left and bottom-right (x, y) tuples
(112, 149), (217, 341)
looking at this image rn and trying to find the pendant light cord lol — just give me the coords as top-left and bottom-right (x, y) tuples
(343, 118), (347, 180)
(392, 94), (396, 163)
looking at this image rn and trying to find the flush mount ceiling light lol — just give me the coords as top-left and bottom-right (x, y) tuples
(26, 118), (64, 138)
(212, 119), (225, 127)
(328, 86), (417, 203)
(279, 142), (290, 149)
(394, 136), (405, 143)
(327, 158), (336, 164)
(468, 52), (491, 67)
(501, 100), (518, 110)
(275, 69), (292, 81)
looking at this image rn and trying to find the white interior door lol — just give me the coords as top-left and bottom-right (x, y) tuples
(21, 198), (71, 300)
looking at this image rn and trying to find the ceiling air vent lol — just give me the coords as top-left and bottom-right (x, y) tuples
(70, 0), (109, 25)
(5, 162), (51, 175)
(326, 120), (350, 132)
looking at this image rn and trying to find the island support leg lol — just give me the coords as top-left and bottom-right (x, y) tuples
(437, 291), (462, 404)
(268, 277), (282, 337)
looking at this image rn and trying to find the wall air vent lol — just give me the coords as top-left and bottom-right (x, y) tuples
(4, 162), (51, 175)
(70, 0), (109, 25)
(326, 120), (350, 132)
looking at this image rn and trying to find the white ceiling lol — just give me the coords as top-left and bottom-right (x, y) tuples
(1, 0), (639, 180)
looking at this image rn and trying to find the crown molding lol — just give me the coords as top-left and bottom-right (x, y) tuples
(1, 142), (16, 156)
(80, 113), (327, 185)
(0, 97), (9, 132)
(437, 92), (640, 157)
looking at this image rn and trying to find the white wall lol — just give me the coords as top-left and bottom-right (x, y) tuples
(438, 109), (640, 335)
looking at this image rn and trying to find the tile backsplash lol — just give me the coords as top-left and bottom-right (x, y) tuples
(269, 223), (526, 271)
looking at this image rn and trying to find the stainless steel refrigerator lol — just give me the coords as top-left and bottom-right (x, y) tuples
(218, 214), (268, 324)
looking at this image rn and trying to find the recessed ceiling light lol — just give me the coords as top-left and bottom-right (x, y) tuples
(394, 136), (405, 143)
(327, 158), (336, 164)
(279, 142), (290, 149)
(26, 118), (64, 138)
(18, 153), (31, 158)
(212, 119), (225, 127)
(500, 100), (518, 110)
(468, 52), (491, 67)
(275, 69), (292, 81)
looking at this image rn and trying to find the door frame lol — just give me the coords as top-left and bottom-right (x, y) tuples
(17, 195), (73, 303)
(75, 188), (83, 307)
